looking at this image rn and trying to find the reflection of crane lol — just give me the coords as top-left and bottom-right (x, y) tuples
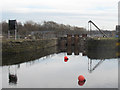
(88, 59), (105, 73)
(88, 20), (108, 37)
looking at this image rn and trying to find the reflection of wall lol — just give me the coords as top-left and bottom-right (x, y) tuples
(87, 39), (117, 59)
(74, 45), (79, 55)
(2, 46), (58, 66)
(59, 38), (118, 59)
(87, 49), (117, 59)
(3, 37), (119, 66)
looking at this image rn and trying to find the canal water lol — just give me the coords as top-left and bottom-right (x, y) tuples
(1, 46), (118, 88)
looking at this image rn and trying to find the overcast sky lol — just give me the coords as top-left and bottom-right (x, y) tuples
(1, 0), (119, 30)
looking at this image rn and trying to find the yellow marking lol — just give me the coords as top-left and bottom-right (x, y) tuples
(116, 52), (120, 56)
(116, 42), (120, 46)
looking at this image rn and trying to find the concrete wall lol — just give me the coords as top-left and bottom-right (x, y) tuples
(2, 39), (58, 54)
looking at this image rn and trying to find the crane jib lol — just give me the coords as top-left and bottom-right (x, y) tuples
(88, 20), (108, 38)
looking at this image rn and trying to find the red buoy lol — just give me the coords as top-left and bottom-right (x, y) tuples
(64, 56), (68, 60)
(78, 75), (86, 86)
(64, 56), (68, 62)
(78, 75), (85, 81)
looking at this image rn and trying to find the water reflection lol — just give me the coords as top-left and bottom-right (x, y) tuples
(67, 45), (72, 55)
(82, 51), (87, 56)
(2, 42), (118, 88)
(78, 80), (86, 86)
(8, 66), (18, 85)
(9, 74), (17, 85)
(2, 42), (118, 66)
(2, 46), (58, 66)
(88, 59), (105, 73)
(74, 45), (79, 55)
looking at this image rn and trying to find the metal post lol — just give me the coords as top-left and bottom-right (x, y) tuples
(90, 23), (91, 37)
(88, 23), (89, 37)
(15, 29), (17, 40)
